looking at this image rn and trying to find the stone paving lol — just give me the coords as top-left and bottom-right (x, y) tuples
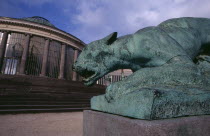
(0, 112), (83, 136)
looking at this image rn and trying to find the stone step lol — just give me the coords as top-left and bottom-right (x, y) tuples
(0, 107), (90, 114)
(0, 86), (104, 93)
(0, 74), (105, 89)
(0, 97), (93, 101)
(0, 101), (90, 105)
(0, 95), (93, 99)
(0, 75), (105, 114)
(0, 104), (90, 109)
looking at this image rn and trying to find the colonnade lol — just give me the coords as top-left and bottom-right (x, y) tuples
(0, 31), (80, 81)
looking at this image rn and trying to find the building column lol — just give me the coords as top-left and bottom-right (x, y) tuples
(58, 44), (66, 79)
(72, 49), (79, 81)
(40, 38), (50, 77)
(0, 31), (9, 71)
(19, 34), (31, 74)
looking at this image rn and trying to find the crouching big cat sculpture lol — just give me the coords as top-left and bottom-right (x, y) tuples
(73, 17), (210, 120)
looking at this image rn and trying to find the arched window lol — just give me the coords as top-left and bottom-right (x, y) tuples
(3, 42), (23, 75)
(25, 44), (42, 75)
(25, 36), (45, 76)
(12, 43), (23, 58)
(46, 41), (61, 78)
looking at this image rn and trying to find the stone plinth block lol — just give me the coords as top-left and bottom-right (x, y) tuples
(83, 110), (210, 136)
(91, 87), (210, 119)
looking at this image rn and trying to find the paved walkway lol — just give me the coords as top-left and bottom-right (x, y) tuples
(0, 112), (83, 136)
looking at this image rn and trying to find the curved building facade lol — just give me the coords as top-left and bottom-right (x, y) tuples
(0, 16), (85, 80)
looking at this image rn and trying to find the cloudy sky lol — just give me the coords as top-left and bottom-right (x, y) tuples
(0, 0), (210, 43)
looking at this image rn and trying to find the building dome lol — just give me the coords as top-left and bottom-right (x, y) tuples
(0, 16), (129, 85)
(21, 16), (55, 27)
(0, 16), (84, 81)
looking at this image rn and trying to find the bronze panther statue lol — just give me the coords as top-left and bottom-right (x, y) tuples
(73, 17), (210, 119)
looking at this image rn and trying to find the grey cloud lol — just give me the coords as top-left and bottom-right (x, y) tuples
(70, 0), (210, 43)
(1, 0), (209, 43)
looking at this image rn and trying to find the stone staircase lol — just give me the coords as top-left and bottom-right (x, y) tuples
(0, 75), (105, 113)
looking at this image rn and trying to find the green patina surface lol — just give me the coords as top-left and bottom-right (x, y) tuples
(91, 86), (210, 119)
(73, 17), (210, 119)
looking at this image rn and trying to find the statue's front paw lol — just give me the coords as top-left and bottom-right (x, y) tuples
(105, 84), (115, 103)
(105, 82), (120, 103)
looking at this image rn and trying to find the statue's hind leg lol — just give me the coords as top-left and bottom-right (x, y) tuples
(105, 56), (209, 102)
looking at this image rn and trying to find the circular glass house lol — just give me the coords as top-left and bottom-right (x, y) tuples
(0, 16), (85, 81)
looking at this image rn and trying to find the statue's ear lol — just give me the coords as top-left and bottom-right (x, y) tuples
(103, 32), (117, 45)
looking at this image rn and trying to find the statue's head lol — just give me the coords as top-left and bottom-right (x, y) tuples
(73, 32), (118, 86)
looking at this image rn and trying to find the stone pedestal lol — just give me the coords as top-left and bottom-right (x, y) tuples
(83, 110), (210, 136)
